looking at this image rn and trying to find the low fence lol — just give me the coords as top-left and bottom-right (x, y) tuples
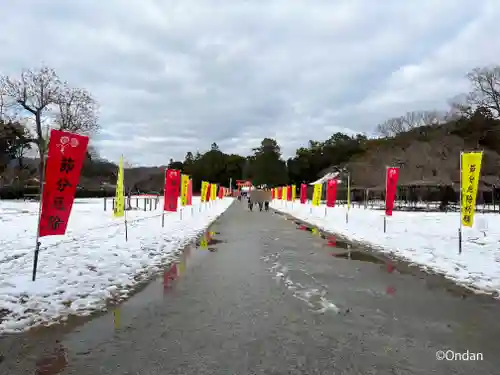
(0, 187), (116, 200)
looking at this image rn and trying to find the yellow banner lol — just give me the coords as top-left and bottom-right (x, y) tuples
(200, 181), (208, 202)
(281, 186), (287, 200)
(461, 151), (482, 227)
(113, 156), (125, 217)
(210, 183), (217, 201)
(312, 183), (322, 206)
(291, 184), (296, 201)
(181, 174), (189, 206)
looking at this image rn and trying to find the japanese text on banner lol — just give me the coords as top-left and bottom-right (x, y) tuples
(385, 167), (399, 216)
(114, 157), (125, 218)
(281, 186), (287, 200)
(291, 184), (296, 201)
(461, 152), (482, 227)
(39, 130), (89, 237)
(200, 181), (208, 202)
(312, 183), (322, 206)
(163, 169), (180, 212)
(181, 174), (189, 206)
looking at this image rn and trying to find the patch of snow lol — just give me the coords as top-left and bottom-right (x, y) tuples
(262, 250), (341, 314)
(271, 200), (500, 296)
(0, 197), (233, 332)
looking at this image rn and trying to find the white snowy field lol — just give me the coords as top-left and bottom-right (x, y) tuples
(271, 200), (500, 297)
(0, 196), (233, 333)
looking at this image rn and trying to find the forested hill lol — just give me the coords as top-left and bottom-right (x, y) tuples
(72, 108), (500, 192)
(2, 65), (500, 193)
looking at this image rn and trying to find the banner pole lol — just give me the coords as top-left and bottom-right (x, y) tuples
(123, 155), (128, 242)
(459, 152), (463, 254)
(124, 202), (128, 241)
(346, 173), (350, 224)
(32, 152), (46, 282)
(384, 166), (388, 233)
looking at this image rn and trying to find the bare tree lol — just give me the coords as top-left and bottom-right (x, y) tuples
(376, 109), (447, 137)
(466, 66), (500, 118)
(421, 110), (446, 125)
(401, 111), (422, 129)
(55, 86), (99, 134)
(0, 66), (99, 190)
(375, 122), (390, 137)
(447, 93), (475, 119)
(0, 67), (61, 152)
(375, 116), (406, 137)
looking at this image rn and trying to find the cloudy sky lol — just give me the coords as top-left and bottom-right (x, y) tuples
(1, 0), (499, 166)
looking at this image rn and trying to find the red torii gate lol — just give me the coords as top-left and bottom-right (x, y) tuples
(236, 180), (253, 193)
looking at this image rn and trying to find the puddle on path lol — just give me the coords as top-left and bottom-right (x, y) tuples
(3, 227), (221, 337)
(195, 230), (226, 252)
(332, 250), (385, 264)
(320, 235), (351, 250)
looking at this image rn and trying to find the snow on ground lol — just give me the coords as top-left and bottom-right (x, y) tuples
(271, 200), (500, 296)
(0, 196), (233, 333)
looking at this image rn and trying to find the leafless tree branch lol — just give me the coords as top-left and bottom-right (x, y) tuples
(466, 66), (500, 118)
(54, 86), (100, 135)
(0, 66), (100, 191)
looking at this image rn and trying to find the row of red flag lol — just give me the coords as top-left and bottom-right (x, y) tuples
(270, 167), (400, 216)
(163, 169), (229, 212)
(37, 129), (230, 239)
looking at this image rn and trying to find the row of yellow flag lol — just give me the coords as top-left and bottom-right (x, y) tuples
(113, 157), (229, 219)
(273, 150), (483, 229)
(200, 181), (218, 202)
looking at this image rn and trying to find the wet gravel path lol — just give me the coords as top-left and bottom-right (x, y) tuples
(1, 202), (500, 374)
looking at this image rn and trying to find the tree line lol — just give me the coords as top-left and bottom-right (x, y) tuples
(1, 64), (500, 194)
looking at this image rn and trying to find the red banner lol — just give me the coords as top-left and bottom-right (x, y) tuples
(205, 183), (211, 201)
(163, 169), (181, 212)
(300, 183), (307, 204)
(287, 185), (292, 201)
(385, 167), (400, 216)
(277, 187), (282, 200)
(271, 188), (275, 199)
(187, 179), (193, 205)
(39, 130), (89, 237)
(218, 186), (224, 199)
(326, 179), (337, 207)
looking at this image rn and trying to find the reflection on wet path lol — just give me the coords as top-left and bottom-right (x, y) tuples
(35, 343), (67, 375)
(0, 226), (225, 375)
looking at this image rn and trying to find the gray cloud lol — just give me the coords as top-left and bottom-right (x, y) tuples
(1, 0), (499, 165)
